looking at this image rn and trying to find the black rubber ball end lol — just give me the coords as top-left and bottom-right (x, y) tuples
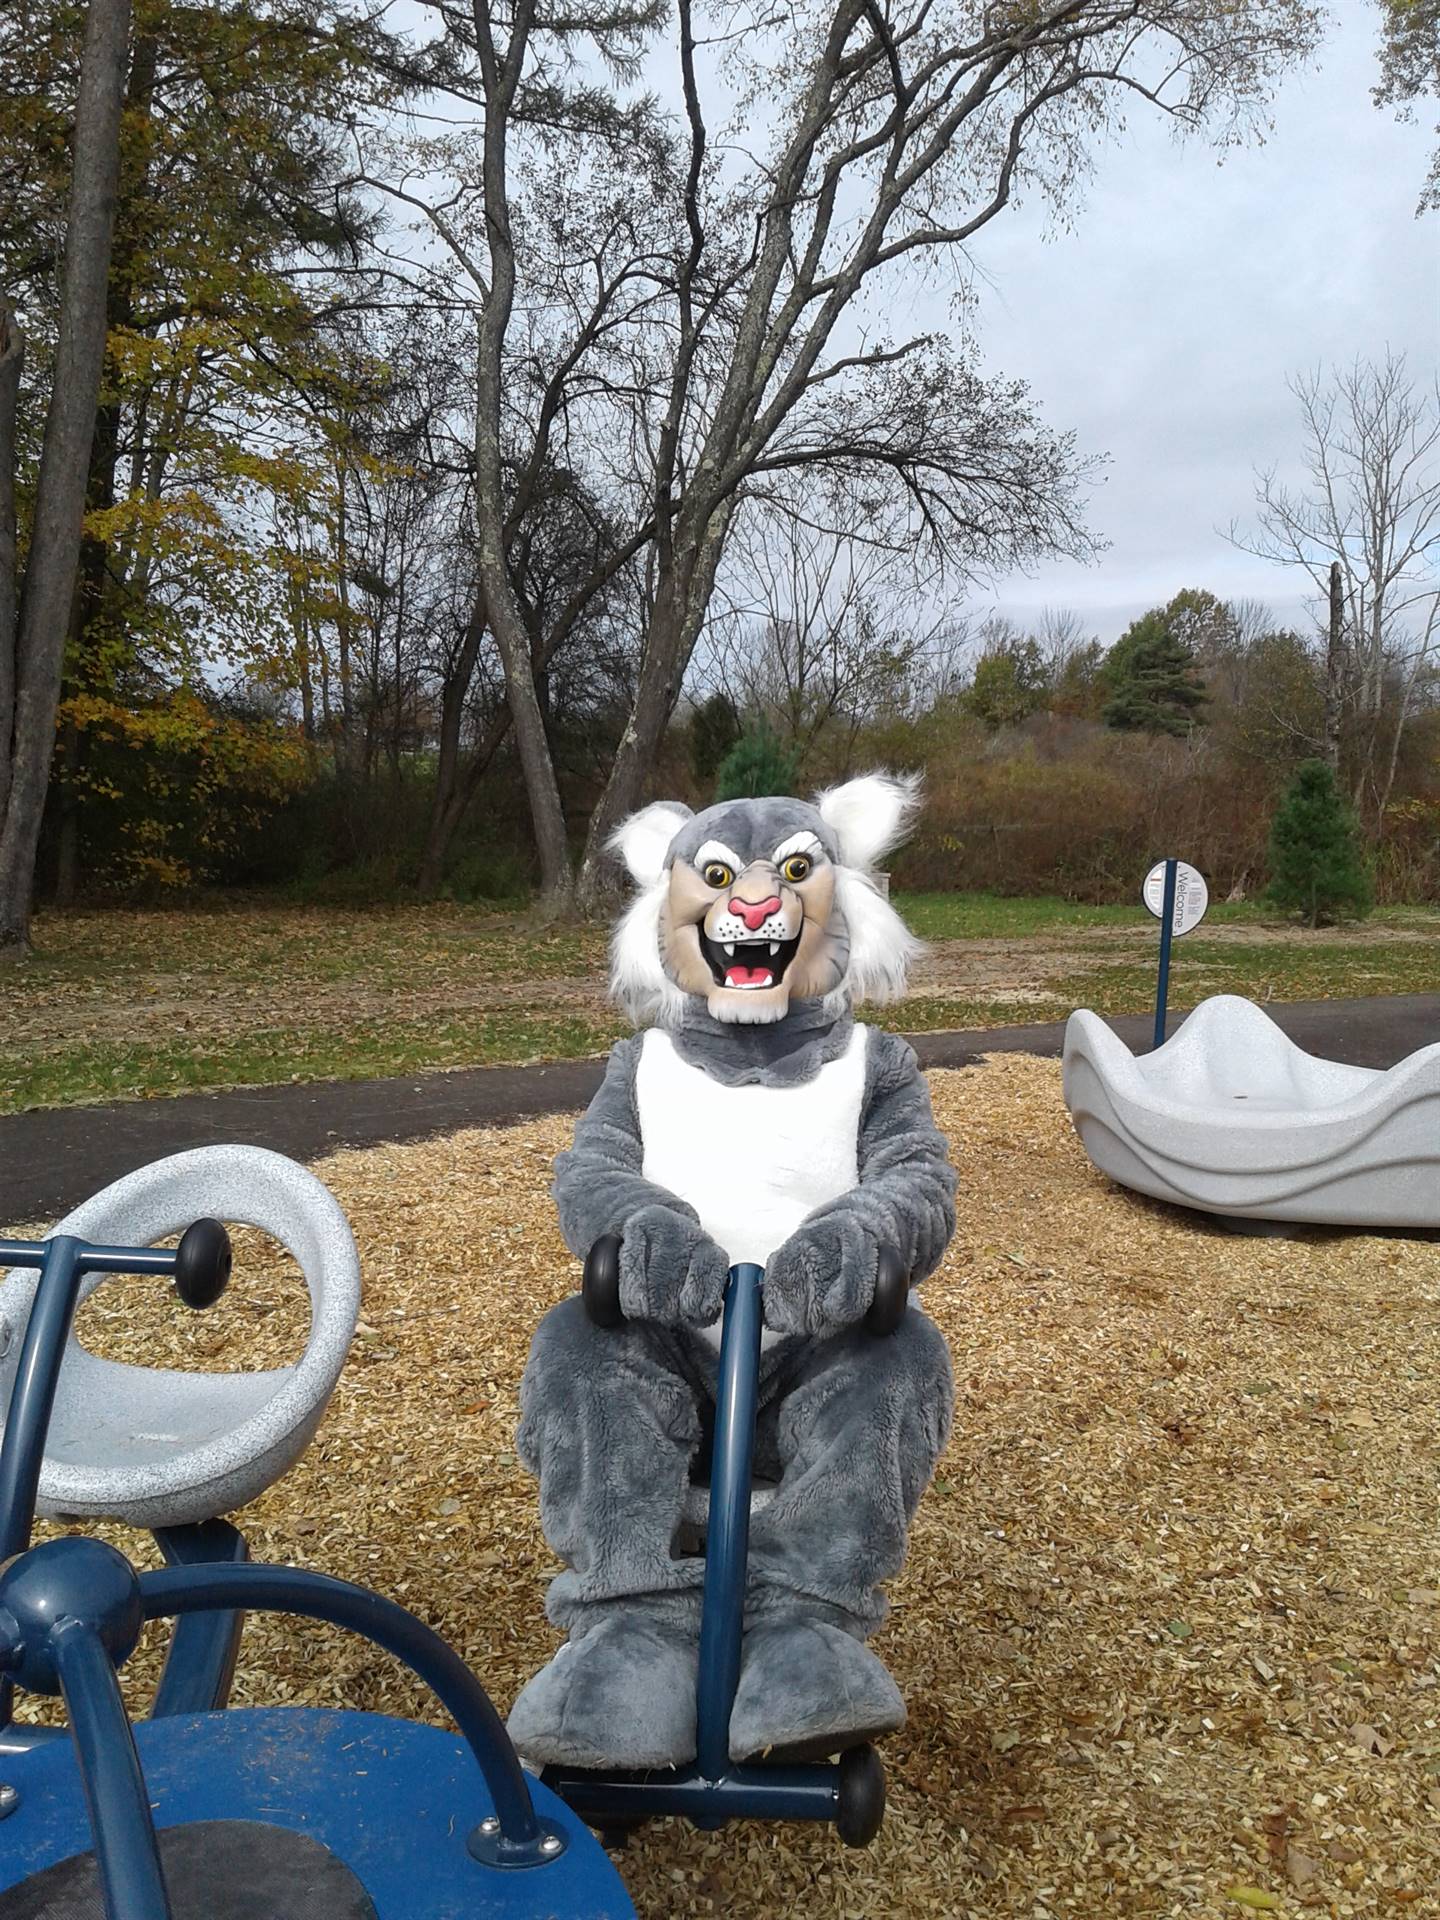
(835, 1743), (886, 1847)
(866, 1245), (909, 1336)
(174, 1217), (233, 1309)
(582, 1233), (625, 1328)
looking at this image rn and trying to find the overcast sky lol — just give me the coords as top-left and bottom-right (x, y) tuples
(955, 4), (1437, 642)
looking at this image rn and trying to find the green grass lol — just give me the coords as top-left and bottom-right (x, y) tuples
(1058, 938), (1440, 1016)
(892, 890), (1440, 940)
(1, 893), (1435, 1113)
(0, 1009), (628, 1113)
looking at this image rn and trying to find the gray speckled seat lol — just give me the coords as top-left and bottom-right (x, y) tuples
(1063, 994), (1440, 1228)
(0, 1147), (360, 1529)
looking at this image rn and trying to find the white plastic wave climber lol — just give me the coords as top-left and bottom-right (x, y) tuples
(1062, 994), (1440, 1230)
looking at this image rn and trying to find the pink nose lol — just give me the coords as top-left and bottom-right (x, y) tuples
(730, 894), (782, 931)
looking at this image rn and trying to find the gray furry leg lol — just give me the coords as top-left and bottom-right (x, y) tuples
(732, 1308), (953, 1761)
(515, 1294), (705, 1630)
(510, 1296), (705, 1769)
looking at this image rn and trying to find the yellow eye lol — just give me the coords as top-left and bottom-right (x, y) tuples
(781, 854), (812, 884)
(702, 861), (733, 889)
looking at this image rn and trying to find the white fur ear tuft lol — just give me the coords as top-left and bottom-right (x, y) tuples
(609, 880), (686, 1025)
(608, 802), (694, 888)
(833, 868), (923, 1004)
(814, 772), (921, 873)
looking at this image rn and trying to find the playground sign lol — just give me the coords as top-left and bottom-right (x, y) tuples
(1142, 859), (1209, 937)
(1142, 858), (1208, 1048)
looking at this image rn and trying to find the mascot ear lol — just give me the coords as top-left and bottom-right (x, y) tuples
(609, 801), (694, 888)
(814, 772), (921, 873)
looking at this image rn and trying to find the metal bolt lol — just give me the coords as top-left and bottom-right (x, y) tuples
(477, 1816), (499, 1835)
(0, 1784), (18, 1821)
(540, 1833), (563, 1856)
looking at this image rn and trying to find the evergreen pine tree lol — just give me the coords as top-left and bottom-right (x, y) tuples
(1101, 609), (1207, 735)
(713, 723), (799, 800)
(1266, 759), (1373, 927)
(689, 692), (742, 783)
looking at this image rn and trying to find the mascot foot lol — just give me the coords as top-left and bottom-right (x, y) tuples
(729, 1619), (905, 1763)
(508, 1609), (699, 1770)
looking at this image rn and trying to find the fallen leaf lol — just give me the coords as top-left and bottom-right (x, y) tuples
(1165, 1619), (1194, 1641)
(1350, 1722), (1394, 1757)
(1226, 1887), (1283, 1911)
(1286, 1849), (1321, 1891)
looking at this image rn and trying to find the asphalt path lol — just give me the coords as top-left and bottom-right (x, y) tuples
(3, 994), (1436, 1224)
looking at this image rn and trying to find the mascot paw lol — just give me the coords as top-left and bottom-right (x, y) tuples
(728, 1619), (905, 1763)
(762, 1217), (878, 1337)
(508, 1610), (699, 1770)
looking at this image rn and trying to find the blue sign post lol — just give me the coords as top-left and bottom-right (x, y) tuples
(1142, 858), (1209, 1050)
(1153, 857), (1178, 1049)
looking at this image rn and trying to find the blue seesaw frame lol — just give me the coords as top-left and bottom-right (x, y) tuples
(0, 1225), (632, 1919)
(541, 1237), (903, 1847)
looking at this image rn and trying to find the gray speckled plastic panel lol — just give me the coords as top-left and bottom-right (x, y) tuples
(0, 1146), (360, 1527)
(1062, 994), (1440, 1228)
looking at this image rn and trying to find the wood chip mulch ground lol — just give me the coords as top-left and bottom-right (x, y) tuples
(13, 1054), (1440, 1918)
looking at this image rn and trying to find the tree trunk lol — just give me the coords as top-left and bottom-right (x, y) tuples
(0, 303), (22, 821)
(576, 508), (729, 911)
(1323, 559), (1343, 771)
(333, 462), (356, 772)
(419, 588), (487, 894)
(0, 0), (132, 952)
(419, 706), (513, 893)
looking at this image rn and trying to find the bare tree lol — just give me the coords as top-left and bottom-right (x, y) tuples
(696, 490), (962, 771)
(360, 0), (1316, 909)
(0, 0), (132, 950)
(1234, 354), (1440, 827)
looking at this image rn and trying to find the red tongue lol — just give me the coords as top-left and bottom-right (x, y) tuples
(725, 964), (773, 988)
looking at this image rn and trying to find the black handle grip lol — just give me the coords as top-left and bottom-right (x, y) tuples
(866, 1245), (909, 1336)
(173, 1218), (233, 1310)
(582, 1234), (624, 1329)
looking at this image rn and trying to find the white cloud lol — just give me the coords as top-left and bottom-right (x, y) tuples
(946, 6), (1437, 640)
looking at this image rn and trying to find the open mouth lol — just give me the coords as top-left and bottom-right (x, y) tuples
(699, 928), (802, 992)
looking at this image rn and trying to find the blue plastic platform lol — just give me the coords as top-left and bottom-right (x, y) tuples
(0, 1706), (635, 1918)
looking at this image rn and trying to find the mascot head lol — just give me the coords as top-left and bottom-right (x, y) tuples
(608, 773), (922, 1027)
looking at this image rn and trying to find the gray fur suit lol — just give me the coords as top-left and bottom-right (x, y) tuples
(508, 782), (957, 1770)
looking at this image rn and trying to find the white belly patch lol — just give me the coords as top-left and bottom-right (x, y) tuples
(635, 1025), (870, 1349)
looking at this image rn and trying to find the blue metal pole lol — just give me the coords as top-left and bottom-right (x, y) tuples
(138, 1560), (563, 1867)
(694, 1263), (763, 1783)
(51, 1618), (174, 1920)
(148, 1521), (249, 1718)
(549, 1758), (840, 1826)
(0, 1234), (195, 1734)
(1153, 856), (1178, 1050)
(0, 1237), (86, 1564)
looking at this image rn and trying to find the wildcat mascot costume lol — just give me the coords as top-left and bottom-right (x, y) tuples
(509, 774), (956, 1769)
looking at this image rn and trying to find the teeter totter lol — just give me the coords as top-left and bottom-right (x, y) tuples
(0, 1147), (631, 1919)
(540, 1232), (911, 1850)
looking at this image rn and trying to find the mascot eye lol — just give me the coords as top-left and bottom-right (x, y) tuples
(781, 854), (812, 883)
(702, 860), (734, 889)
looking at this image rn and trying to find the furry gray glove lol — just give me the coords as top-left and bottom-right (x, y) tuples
(761, 1213), (881, 1338)
(618, 1205), (730, 1332)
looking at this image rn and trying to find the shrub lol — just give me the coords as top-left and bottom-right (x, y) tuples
(714, 723), (800, 800)
(1266, 760), (1374, 927)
